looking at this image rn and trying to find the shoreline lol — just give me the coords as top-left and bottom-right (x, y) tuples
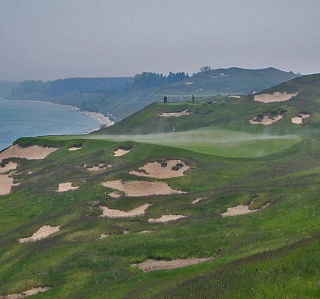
(0, 98), (115, 151)
(3, 98), (115, 127)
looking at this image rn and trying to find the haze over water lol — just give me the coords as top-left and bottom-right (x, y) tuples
(0, 98), (102, 150)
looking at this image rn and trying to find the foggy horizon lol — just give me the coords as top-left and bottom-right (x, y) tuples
(1, 0), (319, 81)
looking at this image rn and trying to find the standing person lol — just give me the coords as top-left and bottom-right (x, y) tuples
(163, 95), (167, 104)
(192, 95), (195, 103)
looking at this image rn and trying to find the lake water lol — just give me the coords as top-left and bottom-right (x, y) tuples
(0, 98), (104, 150)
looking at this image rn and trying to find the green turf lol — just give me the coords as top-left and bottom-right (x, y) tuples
(1, 74), (320, 298)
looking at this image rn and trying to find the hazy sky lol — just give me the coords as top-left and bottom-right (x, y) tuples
(1, 0), (319, 81)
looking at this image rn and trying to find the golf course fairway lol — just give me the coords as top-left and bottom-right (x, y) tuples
(91, 128), (301, 158)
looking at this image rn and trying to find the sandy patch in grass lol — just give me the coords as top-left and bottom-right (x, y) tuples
(57, 182), (78, 192)
(0, 162), (18, 195)
(99, 203), (152, 218)
(254, 92), (298, 103)
(0, 145), (58, 162)
(0, 174), (14, 195)
(114, 148), (131, 156)
(2, 287), (51, 299)
(132, 257), (214, 272)
(68, 146), (81, 151)
(228, 95), (241, 98)
(249, 115), (283, 125)
(130, 159), (190, 179)
(221, 203), (270, 217)
(84, 163), (112, 171)
(98, 234), (109, 239)
(159, 109), (190, 117)
(18, 225), (60, 243)
(0, 161), (18, 173)
(191, 197), (204, 204)
(291, 114), (310, 124)
(103, 180), (185, 197)
(148, 214), (186, 223)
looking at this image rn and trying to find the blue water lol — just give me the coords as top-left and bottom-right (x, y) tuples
(0, 98), (102, 150)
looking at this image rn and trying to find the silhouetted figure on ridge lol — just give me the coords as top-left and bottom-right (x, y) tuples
(163, 96), (167, 104)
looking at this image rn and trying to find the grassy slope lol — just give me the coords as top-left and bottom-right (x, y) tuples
(1, 74), (320, 298)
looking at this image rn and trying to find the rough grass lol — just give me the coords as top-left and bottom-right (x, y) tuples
(1, 92), (320, 298)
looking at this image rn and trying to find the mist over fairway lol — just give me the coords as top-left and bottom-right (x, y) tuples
(90, 128), (301, 158)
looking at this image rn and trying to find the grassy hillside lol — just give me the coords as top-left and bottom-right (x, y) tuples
(1, 73), (320, 298)
(5, 68), (298, 121)
(162, 67), (298, 96)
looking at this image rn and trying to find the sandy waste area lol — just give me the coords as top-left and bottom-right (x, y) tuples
(130, 159), (190, 179)
(291, 114), (310, 124)
(0, 145), (58, 161)
(99, 203), (152, 218)
(254, 92), (298, 103)
(1, 287), (51, 299)
(57, 182), (78, 192)
(159, 109), (190, 117)
(103, 180), (184, 197)
(114, 148), (131, 156)
(222, 203), (270, 217)
(132, 257), (214, 272)
(18, 225), (60, 243)
(249, 115), (283, 125)
(0, 146), (58, 196)
(148, 214), (186, 223)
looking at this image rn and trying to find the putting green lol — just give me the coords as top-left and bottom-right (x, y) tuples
(91, 128), (301, 158)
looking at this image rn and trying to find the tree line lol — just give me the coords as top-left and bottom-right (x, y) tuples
(131, 72), (189, 90)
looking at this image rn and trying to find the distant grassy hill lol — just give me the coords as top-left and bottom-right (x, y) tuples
(5, 68), (299, 120)
(162, 67), (298, 96)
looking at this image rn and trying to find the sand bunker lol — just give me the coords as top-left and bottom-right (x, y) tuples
(0, 162), (18, 196)
(148, 214), (186, 223)
(114, 148), (131, 156)
(0, 145), (58, 162)
(249, 115), (283, 125)
(99, 203), (152, 218)
(103, 180), (184, 197)
(130, 159), (190, 179)
(291, 114), (310, 124)
(254, 92), (298, 103)
(57, 182), (78, 192)
(0, 174), (14, 196)
(159, 109), (190, 117)
(132, 257), (214, 272)
(1, 287), (50, 299)
(0, 161), (18, 173)
(221, 203), (270, 217)
(18, 225), (60, 243)
(84, 163), (112, 172)
(68, 146), (81, 151)
(228, 95), (241, 98)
